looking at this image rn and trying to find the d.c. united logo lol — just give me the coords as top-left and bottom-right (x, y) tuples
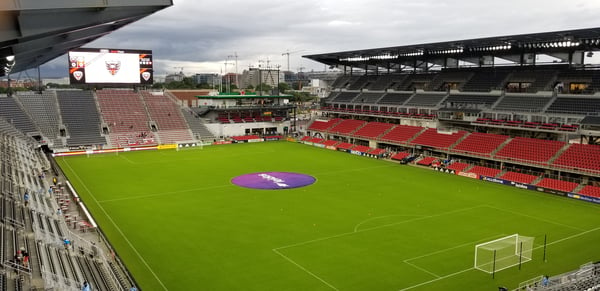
(105, 60), (121, 75)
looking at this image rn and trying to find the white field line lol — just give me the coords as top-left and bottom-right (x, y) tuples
(97, 184), (233, 203)
(272, 248), (339, 290)
(484, 204), (586, 231)
(404, 234), (507, 263)
(403, 260), (441, 279)
(400, 226), (600, 290)
(274, 205), (487, 251)
(354, 214), (427, 232)
(62, 159), (169, 291)
(118, 154), (136, 164)
(400, 234), (506, 281)
(399, 267), (475, 291)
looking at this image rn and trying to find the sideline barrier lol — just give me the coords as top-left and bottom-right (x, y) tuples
(53, 145), (158, 157)
(478, 175), (600, 205)
(65, 181), (98, 228)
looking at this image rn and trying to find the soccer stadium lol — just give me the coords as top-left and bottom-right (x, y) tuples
(1, 1), (600, 291)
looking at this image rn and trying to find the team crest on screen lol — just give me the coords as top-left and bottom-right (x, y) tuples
(72, 71), (83, 81)
(105, 60), (121, 75)
(141, 71), (151, 81)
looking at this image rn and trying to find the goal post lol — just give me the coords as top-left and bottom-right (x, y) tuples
(474, 234), (534, 274)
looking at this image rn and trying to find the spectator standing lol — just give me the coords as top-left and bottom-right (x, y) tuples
(23, 191), (30, 207)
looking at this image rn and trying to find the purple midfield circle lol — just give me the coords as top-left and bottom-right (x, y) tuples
(232, 172), (316, 190)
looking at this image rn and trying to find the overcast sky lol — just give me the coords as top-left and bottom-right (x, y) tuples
(39, 0), (600, 78)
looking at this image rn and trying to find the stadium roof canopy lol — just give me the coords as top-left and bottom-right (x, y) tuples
(304, 27), (600, 71)
(0, 0), (173, 77)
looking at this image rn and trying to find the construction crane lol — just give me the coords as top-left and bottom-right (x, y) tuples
(281, 49), (304, 72)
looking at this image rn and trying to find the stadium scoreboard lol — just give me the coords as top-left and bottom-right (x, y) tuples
(69, 48), (153, 85)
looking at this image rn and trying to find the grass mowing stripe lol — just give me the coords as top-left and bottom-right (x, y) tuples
(61, 158), (169, 291)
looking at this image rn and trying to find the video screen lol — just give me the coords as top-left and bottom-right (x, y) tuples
(69, 48), (153, 84)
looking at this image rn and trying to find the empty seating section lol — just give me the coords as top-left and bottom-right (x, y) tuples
(96, 90), (153, 147)
(323, 92), (340, 103)
(0, 97), (38, 134)
(417, 156), (437, 166)
(380, 125), (423, 144)
(410, 128), (467, 149)
(493, 95), (552, 112)
(578, 185), (600, 197)
(467, 166), (501, 177)
(327, 119), (366, 135)
(308, 118), (341, 131)
(494, 137), (564, 164)
(444, 94), (500, 107)
(336, 142), (355, 150)
(536, 178), (579, 192)
(552, 144), (600, 173)
(330, 75), (352, 89)
(391, 152), (411, 160)
(351, 145), (371, 153)
(507, 69), (557, 92)
(377, 93), (413, 105)
(546, 97), (600, 114)
(405, 93), (446, 107)
(354, 93), (384, 104)
(347, 75), (378, 90)
(321, 140), (339, 147)
(369, 148), (386, 155)
(426, 71), (473, 91)
(16, 92), (63, 147)
(367, 75), (405, 91)
(394, 74), (434, 91)
(180, 108), (215, 140)
(56, 91), (106, 146)
(446, 162), (470, 172)
(462, 70), (510, 92)
(331, 92), (359, 103)
(451, 132), (509, 156)
(499, 171), (538, 184)
(556, 69), (600, 93)
(140, 91), (193, 143)
(353, 122), (394, 139)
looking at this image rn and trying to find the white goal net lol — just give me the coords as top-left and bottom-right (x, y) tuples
(474, 234), (534, 273)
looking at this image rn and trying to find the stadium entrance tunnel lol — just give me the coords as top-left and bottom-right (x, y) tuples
(231, 172), (316, 190)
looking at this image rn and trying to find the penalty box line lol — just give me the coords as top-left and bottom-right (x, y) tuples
(272, 205), (487, 291)
(400, 226), (600, 291)
(401, 234), (507, 279)
(274, 205), (488, 251)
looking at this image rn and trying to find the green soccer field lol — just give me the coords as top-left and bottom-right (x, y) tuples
(56, 141), (600, 290)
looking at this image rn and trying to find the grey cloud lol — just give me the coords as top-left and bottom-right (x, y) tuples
(38, 0), (600, 77)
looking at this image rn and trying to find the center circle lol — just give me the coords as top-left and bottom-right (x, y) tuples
(231, 172), (316, 190)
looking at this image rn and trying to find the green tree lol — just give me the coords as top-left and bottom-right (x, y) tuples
(278, 82), (290, 94)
